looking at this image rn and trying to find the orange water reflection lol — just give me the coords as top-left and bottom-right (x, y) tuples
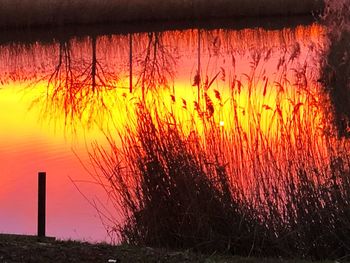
(0, 23), (329, 242)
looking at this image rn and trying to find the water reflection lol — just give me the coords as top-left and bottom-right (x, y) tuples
(0, 24), (324, 130)
(0, 23), (329, 242)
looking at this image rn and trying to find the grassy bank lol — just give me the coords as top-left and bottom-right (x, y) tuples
(0, 234), (335, 263)
(0, 0), (324, 28)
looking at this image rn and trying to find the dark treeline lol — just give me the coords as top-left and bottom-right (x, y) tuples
(0, 15), (317, 46)
(0, 0), (323, 29)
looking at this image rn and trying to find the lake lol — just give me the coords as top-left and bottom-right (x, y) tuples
(0, 20), (328, 243)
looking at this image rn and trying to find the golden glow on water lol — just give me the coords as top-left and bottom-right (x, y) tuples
(0, 23), (330, 241)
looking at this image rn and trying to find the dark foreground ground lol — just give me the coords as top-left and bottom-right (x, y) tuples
(0, 234), (336, 263)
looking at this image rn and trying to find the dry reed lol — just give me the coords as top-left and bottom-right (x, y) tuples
(81, 2), (350, 259)
(89, 91), (350, 259)
(87, 40), (350, 257)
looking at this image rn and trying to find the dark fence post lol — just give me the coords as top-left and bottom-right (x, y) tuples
(38, 172), (46, 238)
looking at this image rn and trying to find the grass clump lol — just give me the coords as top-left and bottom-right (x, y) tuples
(91, 103), (265, 255)
(118, 107), (265, 254)
(85, 1), (350, 260)
(89, 93), (350, 260)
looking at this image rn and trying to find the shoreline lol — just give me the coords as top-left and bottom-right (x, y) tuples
(0, 0), (324, 29)
(0, 233), (333, 262)
(0, 15), (319, 45)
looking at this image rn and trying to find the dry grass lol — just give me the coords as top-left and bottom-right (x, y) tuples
(0, 0), (324, 28)
(89, 94), (350, 260)
(85, 32), (350, 258)
(84, 5), (350, 257)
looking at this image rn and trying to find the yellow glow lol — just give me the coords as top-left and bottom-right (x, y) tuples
(0, 23), (328, 145)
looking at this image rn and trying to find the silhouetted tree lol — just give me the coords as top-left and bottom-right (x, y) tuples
(135, 32), (177, 100)
(37, 35), (119, 130)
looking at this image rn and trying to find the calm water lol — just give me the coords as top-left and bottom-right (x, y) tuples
(0, 23), (327, 242)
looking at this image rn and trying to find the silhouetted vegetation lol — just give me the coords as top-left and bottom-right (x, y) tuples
(84, 9), (350, 260)
(90, 95), (350, 260)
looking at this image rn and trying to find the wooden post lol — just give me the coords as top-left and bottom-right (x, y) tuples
(38, 172), (46, 238)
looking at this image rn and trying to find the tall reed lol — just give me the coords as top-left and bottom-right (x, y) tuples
(89, 82), (350, 259)
(86, 3), (350, 259)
